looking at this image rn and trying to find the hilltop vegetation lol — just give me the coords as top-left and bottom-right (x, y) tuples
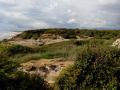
(14, 28), (120, 40)
(0, 29), (120, 90)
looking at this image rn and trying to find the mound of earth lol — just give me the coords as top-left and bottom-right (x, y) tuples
(112, 39), (120, 48)
(18, 58), (74, 84)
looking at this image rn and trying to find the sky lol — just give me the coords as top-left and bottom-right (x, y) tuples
(0, 0), (120, 31)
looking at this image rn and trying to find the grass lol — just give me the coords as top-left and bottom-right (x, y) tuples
(0, 42), (11, 52)
(6, 38), (114, 63)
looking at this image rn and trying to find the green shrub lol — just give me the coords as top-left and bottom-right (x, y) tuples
(56, 47), (120, 90)
(2, 45), (34, 56)
(0, 72), (51, 90)
(0, 59), (51, 90)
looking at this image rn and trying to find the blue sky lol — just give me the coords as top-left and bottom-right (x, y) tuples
(0, 0), (120, 31)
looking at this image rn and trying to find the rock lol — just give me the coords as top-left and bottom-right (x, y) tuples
(112, 39), (120, 48)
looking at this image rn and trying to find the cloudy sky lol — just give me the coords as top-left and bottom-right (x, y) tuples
(0, 0), (120, 31)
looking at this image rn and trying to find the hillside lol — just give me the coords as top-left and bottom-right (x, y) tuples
(0, 29), (120, 90)
(8, 29), (120, 47)
(12, 29), (120, 40)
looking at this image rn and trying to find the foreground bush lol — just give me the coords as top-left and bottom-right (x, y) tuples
(56, 47), (120, 90)
(0, 72), (51, 90)
(0, 58), (51, 90)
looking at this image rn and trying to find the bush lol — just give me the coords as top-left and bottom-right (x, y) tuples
(2, 45), (34, 56)
(56, 47), (120, 90)
(0, 59), (51, 90)
(0, 72), (51, 90)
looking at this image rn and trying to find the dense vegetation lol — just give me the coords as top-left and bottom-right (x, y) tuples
(15, 29), (120, 39)
(0, 29), (120, 90)
(56, 47), (120, 90)
(0, 71), (50, 90)
(0, 57), (51, 90)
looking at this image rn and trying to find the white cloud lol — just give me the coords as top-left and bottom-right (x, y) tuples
(67, 19), (76, 23)
(2, 11), (28, 20)
(0, 0), (120, 31)
(98, 0), (118, 5)
(0, 0), (15, 4)
(31, 21), (51, 28)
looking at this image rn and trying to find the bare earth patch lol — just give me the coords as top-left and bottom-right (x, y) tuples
(19, 58), (74, 84)
(8, 33), (93, 47)
(8, 38), (69, 47)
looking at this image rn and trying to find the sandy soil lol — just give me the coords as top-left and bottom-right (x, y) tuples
(19, 58), (74, 84)
(8, 36), (92, 47)
(9, 38), (70, 47)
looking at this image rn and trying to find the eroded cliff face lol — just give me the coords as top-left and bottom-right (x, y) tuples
(8, 32), (92, 47)
(8, 33), (70, 47)
(18, 58), (74, 84)
(112, 39), (120, 48)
